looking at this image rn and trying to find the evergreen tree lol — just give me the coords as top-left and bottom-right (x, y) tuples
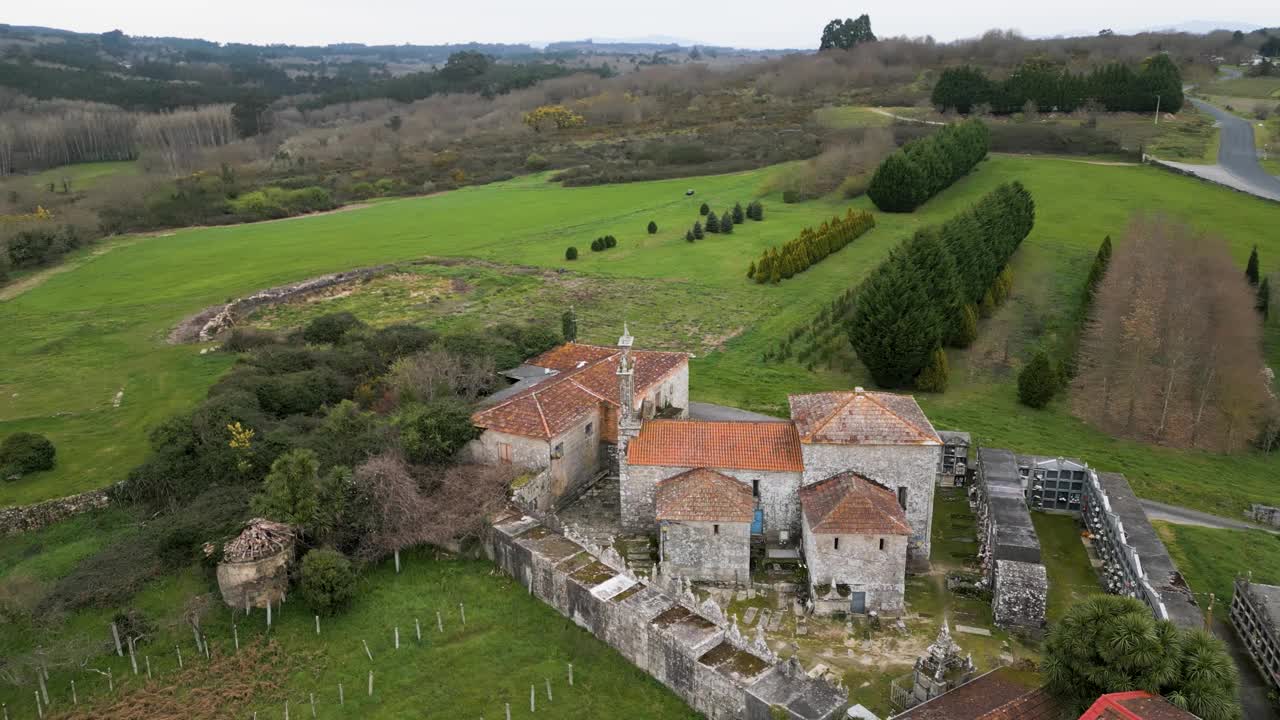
(561, 308), (578, 342)
(686, 229), (695, 243)
(956, 304), (979, 347)
(848, 258), (945, 387)
(1258, 277), (1271, 319)
(705, 212), (720, 233)
(693, 221), (704, 239)
(732, 202), (745, 224)
(591, 238), (603, 251)
(1018, 350), (1057, 408)
(699, 202), (710, 216)
(747, 261), (756, 279)
(867, 152), (929, 212)
(647, 220), (658, 234)
(605, 235), (617, 248)
(915, 347), (950, 392)
(565, 246), (578, 260)
(1246, 245), (1260, 286)
(1084, 235), (1112, 302)
(753, 201), (765, 220)
(904, 228), (965, 346)
(721, 211), (734, 234)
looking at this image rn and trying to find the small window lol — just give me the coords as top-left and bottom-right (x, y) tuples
(833, 537), (840, 550)
(552, 443), (564, 459)
(897, 487), (907, 510)
(879, 538), (886, 551)
(752, 479), (760, 497)
(713, 524), (720, 535)
(585, 422), (593, 436)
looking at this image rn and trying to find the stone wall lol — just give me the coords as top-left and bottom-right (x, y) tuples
(622, 463), (799, 536)
(1, 486), (113, 536)
(1247, 504), (1280, 529)
(216, 550), (292, 609)
(992, 559), (1047, 631)
(487, 512), (847, 720)
(799, 443), (939, 566)
(660, 519), (751, 583)
(801, 514), (907, 615)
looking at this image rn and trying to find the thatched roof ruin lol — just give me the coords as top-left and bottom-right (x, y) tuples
(222, 518), (294, 563)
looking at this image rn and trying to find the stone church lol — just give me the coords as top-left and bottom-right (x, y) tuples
(472, 328), (943, 615)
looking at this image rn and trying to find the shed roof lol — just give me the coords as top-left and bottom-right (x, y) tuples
(626, 419), (804, 472)
(798, 472), (911, 535)
(472, 343), (687, 440)
(655, 468), (755, 523)
(788, 388), (941, 446)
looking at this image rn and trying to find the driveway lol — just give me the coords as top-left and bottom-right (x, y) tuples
(1157, 99), (1280, 202)
(1141, 499), (1280, 535)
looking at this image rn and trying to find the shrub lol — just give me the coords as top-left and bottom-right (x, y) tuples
(705, 212), (720, 233)
(686, 230), (695, 242)
(732, 203), (745, 224)
(394, 398), (480, 465)
(525, 153), (549, 171)
(693, 221), (704, 240)
(565, 246), (578, 260)
(299, 549), (357, 616)
(303, 312), (365, 345)
(647, 220), (658, 234)
(1018, 351), (1057, 408)
(782, 190), (800, 204)
(591, 238), (603, 251)
(838, 174), (871, 198)
(699, 203), (710, 216)
(223, 328), (279, 352)
(720, 211), (733, 234)
(1, 432), (56, 479)
(915, 348), (950, 393)
(604, 235), (617, 248)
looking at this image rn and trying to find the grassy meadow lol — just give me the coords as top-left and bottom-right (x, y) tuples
(3, 155), (1280, 517)
(22, 160), (141, 192)
(1154, 522), (1280, 615)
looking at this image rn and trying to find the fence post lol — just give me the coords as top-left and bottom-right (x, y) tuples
(394, 626), (400, 650)
(234, 625), (240, 651)
(568, 663), (573, 686)
(176, 645), (183, 669)
(394, 549), (400, 574)
(367, 670), (373, 697)
(505, 703), (510, 720)
(415, 618), (421, 642)
(362, 640), (373, 662)
(339, 683), (344, 705)
(128, 636), (139, 675)
(70, 680), (77, 706)
(315, 615), (320, 636)
(530, 684), (536, 712)
(145, 656), (152, 680)
(545, 678), (552, 701)
(111, 622), (123, 657)
(459, 603), (466, 626)
(107, 668), (113, 692)
(310, 692), (317, 718)
(284, 700), (289, 720)
(267, 602), (273, 628)
(436, 611), (443, 633)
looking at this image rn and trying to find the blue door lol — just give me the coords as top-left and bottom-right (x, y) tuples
(751, 509), (764, 534)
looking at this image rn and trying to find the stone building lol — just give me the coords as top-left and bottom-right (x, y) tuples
(470, 328), (689, 511)
(215, 518), (294, 609)
(789, 388), (942, 568)
(1230, 577), (1280, 695)
(655, 468), (754, 583)
(799, 472), (910, 614)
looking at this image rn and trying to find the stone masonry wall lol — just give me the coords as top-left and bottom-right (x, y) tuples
(622, 463), (800, 535)
(801, 515), (907, 614)
(799, 443), (939, 566)
(1, 486), (113, 536)
(487, 512), (847, 720)
(661, 519), (752, 583)
(992, 559), (1047, 631)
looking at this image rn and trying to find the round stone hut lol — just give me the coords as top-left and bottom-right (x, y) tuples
(216, 518), (295, 609)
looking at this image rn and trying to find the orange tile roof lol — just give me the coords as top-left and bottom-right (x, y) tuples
(1080, 692), (1198, 720)
(655, 468), (755, 522)
(472, 344), (687, 440)
(799, 472), (911, 535)
(788, 388), (941, 446)
(626, 420), (804, 472)
(897, 668), (1056, 720)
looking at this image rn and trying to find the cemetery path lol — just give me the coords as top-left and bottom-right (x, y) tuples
(1140, 499), (1279, 534)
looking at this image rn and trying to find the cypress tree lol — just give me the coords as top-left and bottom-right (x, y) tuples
(647, 220), (658, 234)
(705, 212), (720, 233)
(605, 235), (617, 248)
(1018, 350), (1057, 408)
(561, 308), (578, 342)
(591, 238), (602, 252)
(904, 228), (965, 347)
(686, 229), (695, 243)
(915, 347), (950, 393)
(848, 258), (945, 387)
(721, 211), (734, 234)
(565, 246), (578, 260)
(754, 201), (765, 220)
(732, 202), (745, 224)
(693, 221), (704, 239)
(956, 304), (979, 347)
(699, 202), (710, 216)
(1246, 245), (1260, 287)
(1258, 277), (1271, 319)
(1084, 235), (1112, 302)
(747, 260), (756, 279)
(867, 152), (929, 213)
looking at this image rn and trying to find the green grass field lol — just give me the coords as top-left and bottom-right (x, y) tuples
(1154, 522), (1280, 616)
(19, 160), (140, 192)
(0, 528), (699, 719)
(1032, 513), (1103, 622)
(2, 156), (1279, 518)
(1201, 76), (1280, 100)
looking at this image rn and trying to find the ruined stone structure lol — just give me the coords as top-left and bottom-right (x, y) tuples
(972, 448), (1047, 630)
(655, 469), (754, 583)
(487, 511), (847, 720)
(215, 519), (295, 609)
(799, 472), (910, 615)
(1082, 470), (1201, 628)
(470, 331), (689, 512)
(1230, 577), (1280, 695)
(1, 485), (114, 536)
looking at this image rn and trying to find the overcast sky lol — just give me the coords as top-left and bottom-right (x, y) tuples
(4, 2), (1272, 49)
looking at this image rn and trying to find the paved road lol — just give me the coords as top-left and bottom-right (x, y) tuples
(1140, 499), (1279, 534)
(1159, 99), (1280, 202)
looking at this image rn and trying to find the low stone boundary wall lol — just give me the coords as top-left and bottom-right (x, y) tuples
(992, 559), (1047, 632)
(1, 486), (113, 536)
(487, 510), (846, 720)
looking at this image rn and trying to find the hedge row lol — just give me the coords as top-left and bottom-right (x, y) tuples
(849, 181), (1035, 389)
(931, 55), (1184, 115)
(748, 209), (875, 284)
(867, 120), (988, 213)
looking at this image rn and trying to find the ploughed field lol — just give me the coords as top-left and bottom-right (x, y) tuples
(1, 157), (1278, 520)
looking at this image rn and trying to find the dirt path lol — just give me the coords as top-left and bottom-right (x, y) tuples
(989, 152), (1139, 167)
(867, 108), (945, 126)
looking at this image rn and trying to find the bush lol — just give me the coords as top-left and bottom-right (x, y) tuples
(647, 220), (658, 234)
(720, 211), (733, 234)
(303, 312), (365, 345)
(868, 120), (988, 213)
(565, 246), (578, 260)
(699, 203), (710, 216)
(1018, 351), (1057, 408)
(395, 399), (480, 465)
(705, 212), (720, 233)
(915, 347), (950, 392)
(686, 230), (695, 242)
(299, 548), (357, 616)
(732, 203), (745, 224)
(782, 190), (800, 204)
(525, 153), (549, 171)
(1, 432), (56, 479)
(223, 328), (279, 352)
(693, 221), (704, 240)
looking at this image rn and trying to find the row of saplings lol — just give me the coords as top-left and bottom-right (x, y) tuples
(849, 181), (1034, 392)
(685, 201), (764, 242)
(747, 209), (875, 284)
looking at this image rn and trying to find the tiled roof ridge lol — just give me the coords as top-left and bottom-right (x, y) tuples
(799, 391), (853, 442)
(860, 390), (938, 444)
(801, 472), (912, 535)
(483, 349), (620, 415)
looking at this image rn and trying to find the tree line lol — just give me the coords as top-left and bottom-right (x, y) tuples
(747, 209), (874, 283)
(849, 181), (1035, 390)
(867, 120), (989, 213)
(931, 55), (1184, 114)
